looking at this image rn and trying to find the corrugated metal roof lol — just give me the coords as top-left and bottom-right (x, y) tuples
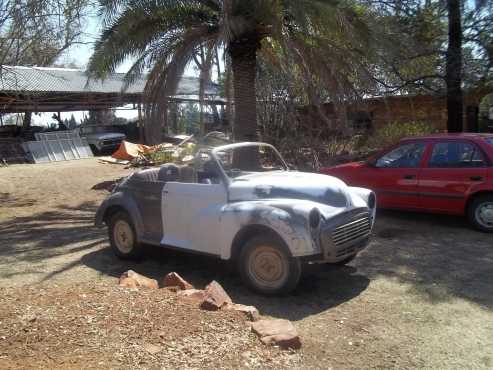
(0, 66), (218, 96)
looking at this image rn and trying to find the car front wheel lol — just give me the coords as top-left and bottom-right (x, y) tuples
(239, 234), (301, 295)
(468, 195), (493, 233)
(108, 211), (143, 259)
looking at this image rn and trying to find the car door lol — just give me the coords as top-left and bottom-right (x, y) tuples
(161, 182), (227, 255)
(418, 140), (488, 214)
(368, 141), (428, 209)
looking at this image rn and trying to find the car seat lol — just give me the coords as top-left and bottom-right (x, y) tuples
(158, 163), (180, 182)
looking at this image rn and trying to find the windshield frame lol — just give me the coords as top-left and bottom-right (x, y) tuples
(210, 142), (289, 184)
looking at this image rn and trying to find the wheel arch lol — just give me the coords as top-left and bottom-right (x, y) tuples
(95, 193), (145, 241)
(230, 224), (291, 261)
(103, 205), (127, 223)
(465, 190), (493, 212)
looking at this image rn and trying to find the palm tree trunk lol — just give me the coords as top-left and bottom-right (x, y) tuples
(229, 40), (260, 169)
(229, 41), (258, 141)
(446, 0), (463, 132)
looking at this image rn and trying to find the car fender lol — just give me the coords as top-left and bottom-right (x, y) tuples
(219, 201), (318, 260)
(348, 186), (377, 225)
(94, 191), (145, 241)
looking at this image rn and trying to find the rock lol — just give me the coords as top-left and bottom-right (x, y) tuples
(223, 303), (260, 321)
(118, 270), (158, 290)
(199, 281), (232, 311)
(251, 319), (301, 350)
(177, 289), (207, 304)
(162, 272), (193, 290)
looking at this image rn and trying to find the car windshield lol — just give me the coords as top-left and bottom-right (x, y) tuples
(214, 144), (288, 179)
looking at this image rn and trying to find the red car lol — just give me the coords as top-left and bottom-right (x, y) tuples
(321, 133), (493, 232)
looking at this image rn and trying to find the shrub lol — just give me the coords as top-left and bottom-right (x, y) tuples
(363, 121), (437, 150)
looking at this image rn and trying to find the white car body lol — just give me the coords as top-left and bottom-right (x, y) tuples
(96, 142), (375, 262)
(95, 142), (376, 293)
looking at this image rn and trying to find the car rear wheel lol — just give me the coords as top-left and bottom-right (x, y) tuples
(468, 195), (493, 233)
(239, 234), (301, 295)
(108, 211), (143, 259)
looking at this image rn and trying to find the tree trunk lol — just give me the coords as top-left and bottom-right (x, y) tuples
(446, 0), (463, 133)
(229, 40), (260, 169)
(229, 40), (259, 141)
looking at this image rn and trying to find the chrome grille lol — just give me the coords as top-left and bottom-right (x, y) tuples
(332, 216), (371, 247)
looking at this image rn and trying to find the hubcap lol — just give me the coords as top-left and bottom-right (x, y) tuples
(248, 245), (288, 289)
(113, 220), (134, 253)
(476, 202), (493, 229)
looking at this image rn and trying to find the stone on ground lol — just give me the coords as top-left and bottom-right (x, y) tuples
(251, 319), (301, 350)
(162, 272), (194, 290)
(177, 289), (207, 304)
(118, 270), (158, 290)
(223, 303), (260, 321)
(200, 280), (233, 311)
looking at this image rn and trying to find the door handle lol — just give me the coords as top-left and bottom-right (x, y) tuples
(470, 176), (483, 181)
(403, 175), (416, 180)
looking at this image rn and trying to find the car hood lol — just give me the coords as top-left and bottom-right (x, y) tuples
(81, 132), (126, 140)
(228, 171), (350, 208)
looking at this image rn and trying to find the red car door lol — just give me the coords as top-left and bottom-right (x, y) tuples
(418, 140), (488, 214)
(368, 141), (428, 209)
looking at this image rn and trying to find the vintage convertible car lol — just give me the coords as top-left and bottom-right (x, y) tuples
(95, 142), (376, 295)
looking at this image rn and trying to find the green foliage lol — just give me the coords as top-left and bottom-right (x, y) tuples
(363, 121), (437, 149)
(88, 0), (376, 143)
(0, 0), (89, 66)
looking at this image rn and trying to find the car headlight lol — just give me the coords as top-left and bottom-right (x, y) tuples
(309, 208), (321, 229)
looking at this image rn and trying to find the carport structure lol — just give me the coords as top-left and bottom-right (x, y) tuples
(0, 65), (221, 113)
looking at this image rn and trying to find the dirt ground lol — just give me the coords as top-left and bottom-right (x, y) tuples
(0, 159), (492, 369)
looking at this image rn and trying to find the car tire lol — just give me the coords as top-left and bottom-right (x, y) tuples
(334, 254), (357, 266)
(108, 211), (143, 259)
(239, 234), (301, 295)
(468, 194), (493, 233)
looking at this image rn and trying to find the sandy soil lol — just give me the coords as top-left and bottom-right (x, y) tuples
(0, 159), (492, 369)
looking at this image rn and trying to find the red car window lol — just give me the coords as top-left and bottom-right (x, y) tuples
(428, 142), (485, 168)
(375, 142), (426, 168)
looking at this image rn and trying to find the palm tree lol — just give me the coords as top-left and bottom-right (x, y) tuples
(88, 0), (371, 144)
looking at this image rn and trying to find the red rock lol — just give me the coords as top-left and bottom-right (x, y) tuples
(251, 319), (301, 350)
(223, 303), (260, 321)
(177, 289), (207, 304)
(162, 272), (193, 290)
(118, 270), (158, 290)
(199, 281), (232, 311)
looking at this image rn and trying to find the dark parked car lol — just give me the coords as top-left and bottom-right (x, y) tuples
(77, 125), (126, 155)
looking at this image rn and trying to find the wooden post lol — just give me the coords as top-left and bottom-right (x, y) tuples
(138, 103), (144, 144)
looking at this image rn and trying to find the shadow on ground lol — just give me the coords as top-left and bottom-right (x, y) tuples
(360, 209), (493, 309)
(82, 246), (370, 321)
(0, 201), (105, 280)
(0, 192), (37, 208)
(2, 201), (492, 315)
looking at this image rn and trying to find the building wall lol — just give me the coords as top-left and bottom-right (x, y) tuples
(305, 89), (493, 135)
